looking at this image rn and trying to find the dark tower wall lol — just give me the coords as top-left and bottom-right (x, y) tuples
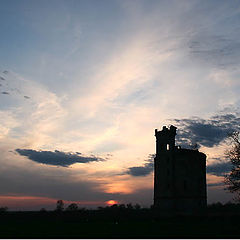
(154, 125), (207, 213)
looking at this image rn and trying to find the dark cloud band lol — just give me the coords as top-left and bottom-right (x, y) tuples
(127, 154), (154, 177)
(15, 149), (104, 167)
(172, 112), (240, 148)
(127, 156), (232, 178)
(207, 161), (232, 177)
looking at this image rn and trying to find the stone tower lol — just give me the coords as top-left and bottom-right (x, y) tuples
(154, 125), (207, 213)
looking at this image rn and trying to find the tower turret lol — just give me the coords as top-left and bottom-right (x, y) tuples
(155, 125), (176, 154)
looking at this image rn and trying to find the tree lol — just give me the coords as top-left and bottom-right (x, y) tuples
(134, 203), (141, 210)
(65, 203), (78, 211)
(0, 207), (8, 212)
(225, 131), (240, 201)
(126, 203), (133, 209)
(118, 204), (126, 210)
(56, 200), (64, 212)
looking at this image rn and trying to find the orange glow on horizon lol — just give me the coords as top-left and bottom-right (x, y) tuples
(106, 200), (118, 205)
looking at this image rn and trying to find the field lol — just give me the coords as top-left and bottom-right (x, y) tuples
(1, 208), (240, 238)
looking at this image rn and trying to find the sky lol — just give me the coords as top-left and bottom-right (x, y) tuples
(0, 0), (240, 210)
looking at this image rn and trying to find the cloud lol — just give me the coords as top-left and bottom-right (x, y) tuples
(127, 154), (154, 177)
(207, 160), (232, 177)
(172, 112), (240, 148)
(0, 70), (70, 150)
(207, 182), (225, 187)
(189, 35), (240, 69)
(93, 140), (126, 153)
(127, 165), (153, 177)
(16, 149), (104, 167)
(0, 71), (33, 100)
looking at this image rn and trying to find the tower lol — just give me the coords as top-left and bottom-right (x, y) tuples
(154, 125), (207, 213)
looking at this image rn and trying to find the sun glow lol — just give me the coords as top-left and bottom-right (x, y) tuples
(106, 200), (118, 205)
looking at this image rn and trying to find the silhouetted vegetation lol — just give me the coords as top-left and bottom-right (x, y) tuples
(207, 201), (240, 214)
(65, 203), (79, 211)
(225, 131), (240, 201)
(56, 199), (64, 212)
(0, 207), (8, 213)
(40, 207), (47, 212)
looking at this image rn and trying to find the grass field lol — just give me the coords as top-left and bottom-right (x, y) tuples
(0, 210), (240, 238)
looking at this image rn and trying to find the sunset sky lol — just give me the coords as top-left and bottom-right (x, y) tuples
(1, 0), (240, 210)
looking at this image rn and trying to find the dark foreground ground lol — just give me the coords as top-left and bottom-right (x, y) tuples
(1, 207), (240, 238)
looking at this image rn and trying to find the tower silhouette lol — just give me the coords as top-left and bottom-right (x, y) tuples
(154, 125), (207, 213)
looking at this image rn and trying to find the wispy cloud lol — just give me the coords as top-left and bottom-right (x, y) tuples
(189, 35), (240, 69)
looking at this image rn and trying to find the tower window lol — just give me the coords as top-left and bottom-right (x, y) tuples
(167, 144), (170, 150)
